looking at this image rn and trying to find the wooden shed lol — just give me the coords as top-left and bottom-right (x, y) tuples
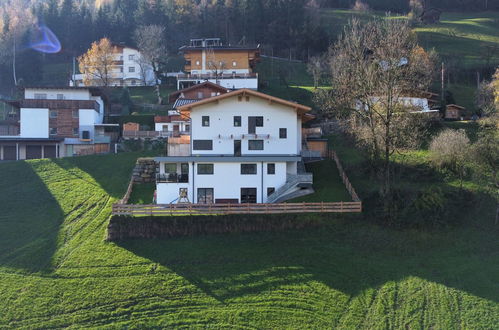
(123, 122), (140, 132)
(445, 104), (465, 120)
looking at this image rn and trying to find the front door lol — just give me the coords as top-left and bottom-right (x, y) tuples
(241, 188), (257, 203)
(173, 125), (180, 137)
(234, 140), (241, 156)
(180, 163), (189, 182)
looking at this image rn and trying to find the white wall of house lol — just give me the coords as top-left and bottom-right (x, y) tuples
(154, 121), (189, 132)
(190, 96), (299, 156)
(20, 108), (49, 138)
(178, 78), (258, 90)
(25, 88), (91, 100)
(79, 109), (98, 139)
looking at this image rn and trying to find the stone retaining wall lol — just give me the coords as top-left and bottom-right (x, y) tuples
(132, 158), (157, 183)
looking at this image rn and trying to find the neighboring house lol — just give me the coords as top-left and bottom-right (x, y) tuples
(176, 38), (260, 90)
(72, 43), (155, 87)
(154, 88), (314, 204)
(0, 87), (117, 161)
(168, 81), (229, 105)
(358, 95), (440, 115)
(445, 104), (466, 120)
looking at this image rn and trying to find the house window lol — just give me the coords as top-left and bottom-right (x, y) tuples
(196, 60), (200, 66)
(241, 164), (257, 175)
(162, 125), (168, 132)
(279, 128), (287, 139)
(164, 163), (177, 173)
(57, 94), (64, 100)
(198, 188), (214, 204)
(248, 140), (263, 150)
(193, 140), (213, 150)
(202, 116), (210, 127)
(128, 54), (135, 60)
(234, 116), (241, 127)
(120, 67), (124, 73)
(129, 66), (135, 73)
(120, 56), (123, 61)
(34, 93), (47, 99)
(248, 116), (263, 134)
(50, 110), (58, 118)
(49, 127), (57, 135)
(131, 80), (136, 85)
(73, 128), (79, 136)
(241, 188), (257, 203)
(72, 110), (79, 118)
(197, 92), (203, 98)
(185, 124), (190, 132)
(197, 164), (214, 175)
(267, 187), (275, 196)
(267, 163), (275, 175)
(232, 61), (237, 67)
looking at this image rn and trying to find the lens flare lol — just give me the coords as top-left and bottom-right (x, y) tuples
(29, 25), (61, 54)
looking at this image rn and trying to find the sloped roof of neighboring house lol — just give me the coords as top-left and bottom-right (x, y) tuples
(154, 115), (188, 123)
(446, 104), (466, 110)
(173, 98), (198, 109)
(168, 81), (229, 103)
(177, 89), (312, 118)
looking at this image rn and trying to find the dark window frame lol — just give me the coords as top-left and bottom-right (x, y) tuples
(234, 116), (241, 127)
(267, 187), (275, 196)
(197, 188), (214, 204)
(197, 163), (214, 175)
(241, 163), (257, 175)
(202, 116), (210, 127)
(267, 163), (275, 175)
(279, 128), (287, 139)
(193, 140), (213, 150)
(248, 140), (264, 150)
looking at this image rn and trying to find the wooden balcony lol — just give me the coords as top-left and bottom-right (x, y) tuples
(20, 99), (100, 112)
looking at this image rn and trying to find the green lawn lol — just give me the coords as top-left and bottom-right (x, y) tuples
(0, 151), (497, 327)
(128, 182), (155, 204)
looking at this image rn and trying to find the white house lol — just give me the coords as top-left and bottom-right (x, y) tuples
(72, 44), (156, 87)
(154, 89), (314, 204)
(0, 87), (117, 160)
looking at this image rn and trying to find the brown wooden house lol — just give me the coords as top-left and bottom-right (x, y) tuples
(445, 104), (466, 120)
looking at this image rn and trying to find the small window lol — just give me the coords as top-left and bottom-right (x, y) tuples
(72, 110), (79, 118)
(120, 67), (124, 73)
(198, 164), (214, 175)
(49, 127), (57, 135)
(267, 163), (275, 175)
(57, 94), (64, 100)
(72, 128), (78, 136)
(202, 116), (210, 127)
(164, 163), (177, 173)
(196, 60), (200, 66)
(129, 66), (135, 73)
(197, 92), (203, 99)
(50, 110), (58, 118)
(193, 140), (213, 150)
(120, 56), (123, 60)
(185, 124), (190, 132)
(279, 128), (287, 139)
(34, 93), (47, 99)
(232, 61), (237, 67)
(234, 116), (241, 127)
(241, 164), (257, 175)
(267, 187), (275, 196)
(255, 116), (264, 127)
(248, 140), (263, 150)
(162, 125), (168, 132)
(128, 54), (135, 60)
(131, 80), (136, 85)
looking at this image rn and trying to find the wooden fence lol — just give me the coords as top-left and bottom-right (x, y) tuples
(327, 149), (361, 202)
(112, 201), (362, 216)
(119, 178), (135, 204)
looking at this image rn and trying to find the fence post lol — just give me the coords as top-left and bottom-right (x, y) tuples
(340, 201), (343, 212)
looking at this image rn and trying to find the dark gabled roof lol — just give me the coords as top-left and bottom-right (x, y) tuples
(169, 81), (229, 103)
(179, 45), (259, 52)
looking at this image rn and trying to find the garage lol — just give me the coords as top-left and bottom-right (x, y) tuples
(2, 146), (16, 160)
(44, 145), (57, 158)
(26, 145), (42, 159)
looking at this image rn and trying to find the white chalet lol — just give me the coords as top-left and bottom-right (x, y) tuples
(72, 44), (155, 87)
(154, 89), (314, 204)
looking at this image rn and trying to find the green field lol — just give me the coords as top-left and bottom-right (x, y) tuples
(0, 148), (497, 327)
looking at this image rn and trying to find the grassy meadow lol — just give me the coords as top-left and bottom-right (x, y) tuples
(0, 139), (498, 327)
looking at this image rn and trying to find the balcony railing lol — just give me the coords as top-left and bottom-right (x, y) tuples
(156, 173), (189, 183)
(177, 72), (258, 80)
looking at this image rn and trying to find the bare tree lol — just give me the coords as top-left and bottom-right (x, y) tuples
(307, 54), (326, 89)
(78, 38), (117, 87)
(430, 129), (470, 189)
(133, 25), (168, 104)
(206, 48), (227, 85)
(316, 18), (435, 200)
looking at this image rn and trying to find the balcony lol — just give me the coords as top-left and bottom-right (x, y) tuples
(177, 72), (258, 80)
(156, 173), (189, 183)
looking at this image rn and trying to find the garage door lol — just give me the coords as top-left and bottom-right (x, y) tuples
(3, 146), (16, 160)
(26, 145), (42, 159)
(44, 145), (57, 158)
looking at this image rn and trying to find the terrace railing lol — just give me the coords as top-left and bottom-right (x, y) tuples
(156, 173), (189, 183)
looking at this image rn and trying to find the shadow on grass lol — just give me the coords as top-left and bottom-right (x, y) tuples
(0, 161), (64, 273)
(118, 215), (499, 304)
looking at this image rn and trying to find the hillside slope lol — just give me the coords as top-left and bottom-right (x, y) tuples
(0, 154), (498, 328)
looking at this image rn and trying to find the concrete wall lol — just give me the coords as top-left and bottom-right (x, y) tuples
(190, 96), (299, 156)
(20, 108), (49, 138)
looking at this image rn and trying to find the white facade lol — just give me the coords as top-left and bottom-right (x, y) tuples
(177, 77), (258, 90)
(20, 108), (49, 138)
(72, 46), (156, 87)
(155, 89), (312, 204)
(154, 121), (190, 133)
